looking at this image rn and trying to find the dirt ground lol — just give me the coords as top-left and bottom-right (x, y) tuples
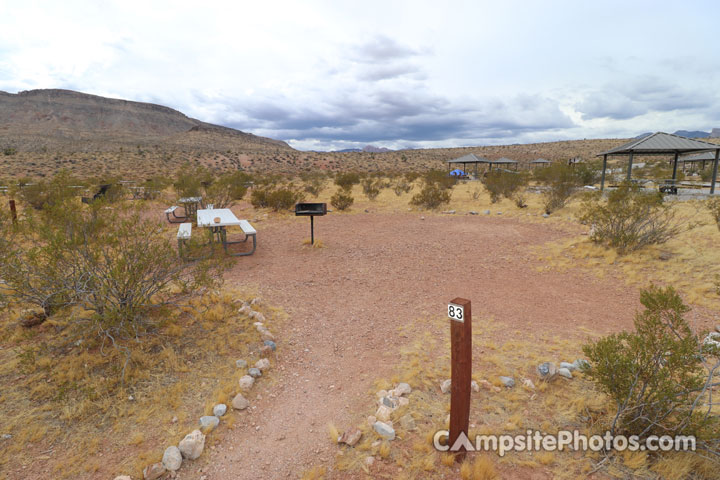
(184, 209), (664, 480)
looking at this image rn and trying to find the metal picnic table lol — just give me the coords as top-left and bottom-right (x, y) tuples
(196, 208), (256, 256)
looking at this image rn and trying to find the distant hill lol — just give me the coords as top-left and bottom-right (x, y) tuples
(673, 130), (709, 138)
(0, 89), (290, 152)
(637, 130), (711, 139)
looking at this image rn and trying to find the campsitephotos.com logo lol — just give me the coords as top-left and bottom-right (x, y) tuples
(433, 429), (696, 457)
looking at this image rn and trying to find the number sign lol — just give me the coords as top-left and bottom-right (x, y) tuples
(448, 303), (464, 323)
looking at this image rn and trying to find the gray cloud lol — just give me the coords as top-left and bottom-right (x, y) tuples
(577, 76), (717, 120)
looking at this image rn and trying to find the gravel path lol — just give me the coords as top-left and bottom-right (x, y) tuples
(202, 212), (640, 479)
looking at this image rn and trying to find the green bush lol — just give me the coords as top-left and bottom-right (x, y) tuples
(174, 165), (211, 198)
(205, 171), (251, 208)
(572, 160), (603, 185)
(0, 204), (215, 335)
(3, 146), (17, 156)
(334, 172), (361, 190)
(483, 170), (528, 206)
(706, 197), (720, 232)
(410, 182), (451, 209)
(330, 189), (354, 211)
(361, 177), (381, 200)
(424, 169), (455, 189)
(582, 285), (719, 445)
(579, 183), (679, 254)
(535, 163), (580, 213)
(250, 185), (304, 211)
(300, 172), (328, 197)
(19, 170), (80, 210)
(392, 178), (413, 196)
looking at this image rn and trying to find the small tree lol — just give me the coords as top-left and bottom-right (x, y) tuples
(583, 286), (719, 450)
(334, 172), (361, 191)
(361, 177), (381, 200)
(579, 183), (679, 254)
(205, 171), (251, 208)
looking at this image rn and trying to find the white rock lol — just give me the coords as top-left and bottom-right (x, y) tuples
(558, 367), (573, 379)
(499, 376), (515, 388)
(522, 378), (536, 390)
(470, 380), (480, 392)
(440, 379), (452, 394)
(367, 415), (377, 426)
(162, 446), (182, 471)
(398, 397), (409, 407)
(365, 456), (375, 467)
(199, 415), (220, 431)
(235, 359), (248, 369)
(395, 383), (412, 396)
(255, 358), (271, 371)
(537, 362), (558, 381)
(373, 421), (396, 440)
(213, 404), (227, 417)
(178, 429), (205, 460)
(250, 311), (266, 323)
(231, 393), (249, 410)
(143, 463), (166, 480)
(238, 305), (252, 315)
(715, 325), (720, 334)
(260, 330), (275, 341)
(114, 477), (132, 480)
(238, 375), (255, 390)
(338, 429), (362, 446)
(251, 297), (262, 306)
(376, 390), (388, 398)
(560, 361), (577, 371)
(376, 405), (393, 422)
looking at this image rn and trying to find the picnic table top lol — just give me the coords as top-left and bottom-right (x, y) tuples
(179, 196), (202, 203)
(196, 208), (243, 228)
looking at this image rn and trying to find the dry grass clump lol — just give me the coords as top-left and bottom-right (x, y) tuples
(0, 287), (284, 479)
(534, 199), (720, 311)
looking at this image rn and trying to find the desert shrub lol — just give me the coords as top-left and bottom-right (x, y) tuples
(331, 189), (354, 211)
(483, 170), (528, 206)
(699, 167), (715, 182)
(250, 184), (304, 211)
(174, 164), (211, 198)
(205, 171), (251, 208)
(535, 163), (580, 213)
(0, 203), (215, 337)
(361, 177), (381, 200)
(573, 160), (603, 185)
(3, 146), (17, 156)
(300, 172), (327, 197)
(392, 178), (413, 196)
(18, 170), (79, 210)
(334, 172), (361, 190)
(706, 197), (720, 231)
(410, 182), (451, 210)
(579, 183), (679, 254)
(424, 169), (455, 189)
(582, 285), (720, 449)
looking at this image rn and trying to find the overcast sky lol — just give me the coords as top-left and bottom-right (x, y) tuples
(1, 0), (719, 151)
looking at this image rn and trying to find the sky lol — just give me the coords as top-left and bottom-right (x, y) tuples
(1, 0), (719, 151)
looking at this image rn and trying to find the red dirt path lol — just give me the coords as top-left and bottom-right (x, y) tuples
(196, 211), (644, 480)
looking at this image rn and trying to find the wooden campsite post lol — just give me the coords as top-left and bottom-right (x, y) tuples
(447, 297), (472, 462)
(9, 199), (17, 224)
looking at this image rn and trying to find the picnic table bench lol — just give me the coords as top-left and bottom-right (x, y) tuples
(165, 197), (203, 223)
(196, 208), (256, 257)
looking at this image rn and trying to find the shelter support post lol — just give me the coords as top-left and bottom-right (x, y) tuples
(626, 153), (634, 181)
(672, 153), (679, 180)
(600, 155), (608, 191)
(711, 149), (720, 195)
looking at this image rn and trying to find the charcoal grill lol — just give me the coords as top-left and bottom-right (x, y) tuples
(295, 202), (327, 245)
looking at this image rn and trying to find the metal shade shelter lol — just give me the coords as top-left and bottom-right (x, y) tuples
(597, 132), (720, 193)
(530, 158), (551, 167)
(447, 153), (492, 177)
(493, 157), (519, 170)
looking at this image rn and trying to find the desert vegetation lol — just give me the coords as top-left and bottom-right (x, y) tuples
(1, 164), (719, 479)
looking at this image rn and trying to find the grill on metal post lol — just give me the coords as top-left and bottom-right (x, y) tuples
(295, 203), (327, 245)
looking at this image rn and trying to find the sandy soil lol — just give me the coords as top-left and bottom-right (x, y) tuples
(185, 210), (653, 480)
